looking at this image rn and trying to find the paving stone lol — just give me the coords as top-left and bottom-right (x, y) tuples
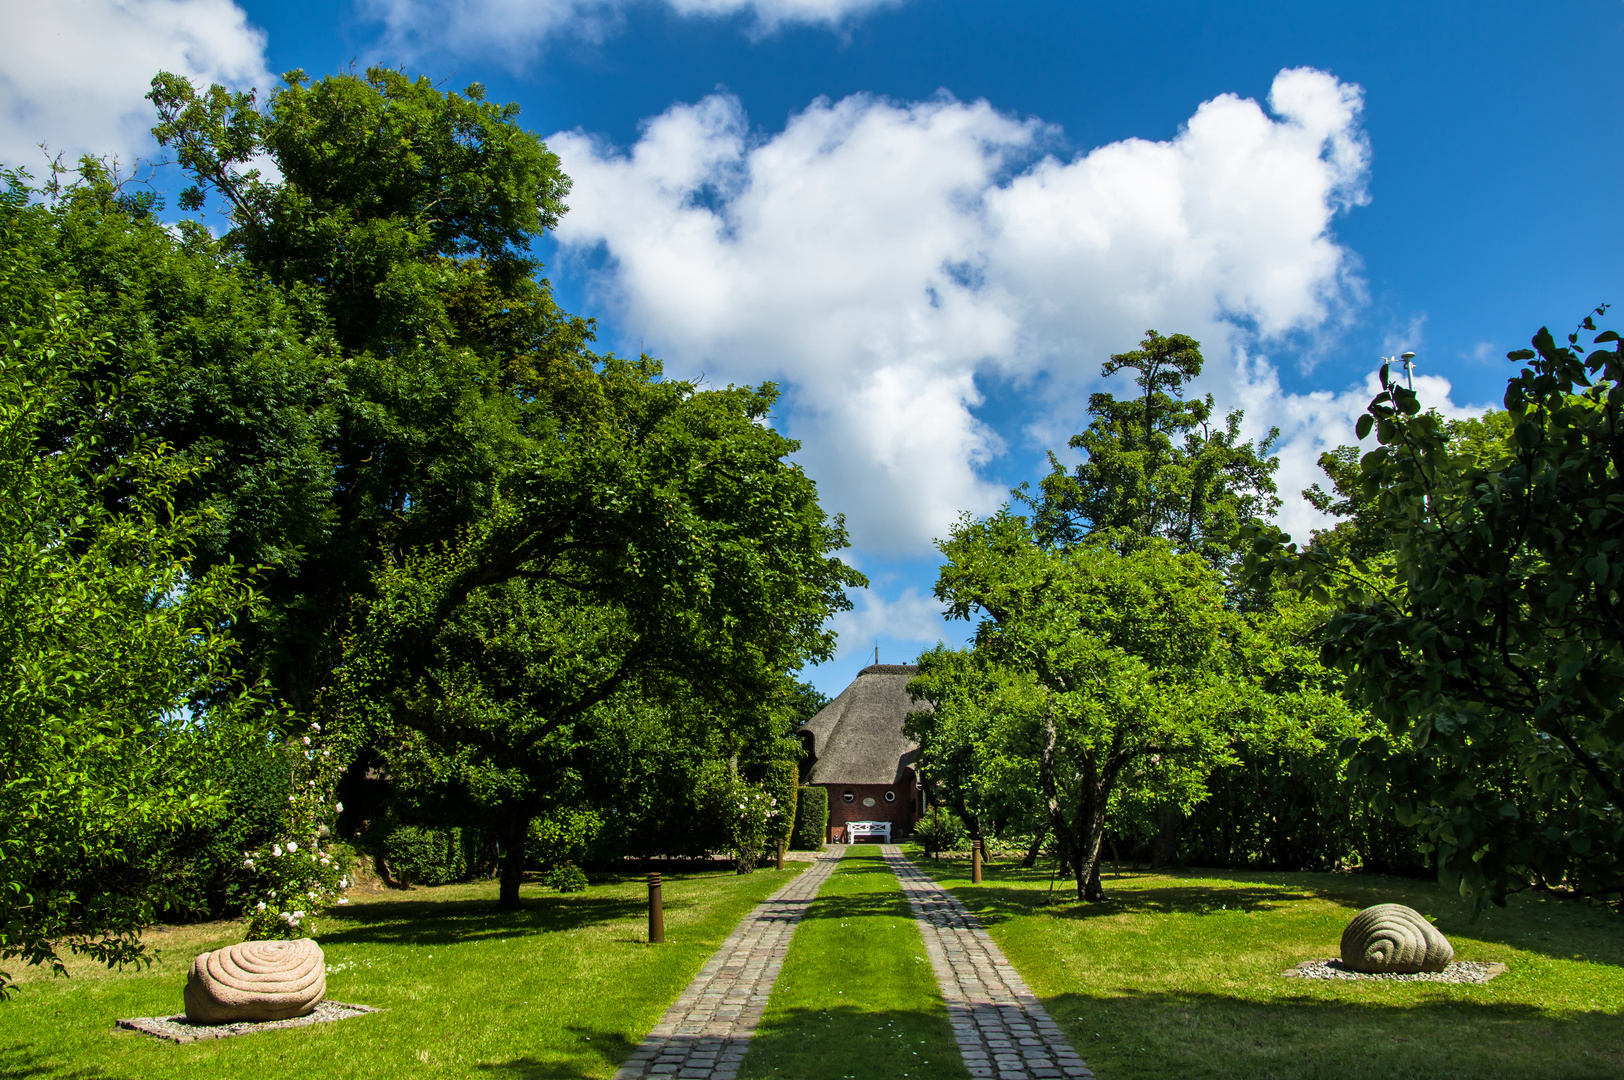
(612, 849), (845, 1079)
(880, 845), (1094, 1080)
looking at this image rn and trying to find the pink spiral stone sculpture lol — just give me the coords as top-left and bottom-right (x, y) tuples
(1340, 903), (1454, 973)
(184, 938), (326, 1023)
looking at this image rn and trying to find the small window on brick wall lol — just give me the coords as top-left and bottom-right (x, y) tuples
(884, 790), (897, 803)
(842, 790), (855, 803)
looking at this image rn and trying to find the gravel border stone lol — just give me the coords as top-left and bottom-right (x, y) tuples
(116, 1000), (382, 1043)
(1283, 959), (1507, 984)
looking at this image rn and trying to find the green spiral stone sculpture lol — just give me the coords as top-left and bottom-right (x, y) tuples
(1340, 903), (1453, 973)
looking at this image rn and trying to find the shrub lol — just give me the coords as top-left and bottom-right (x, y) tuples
(380, 824), (492, 887)
(766, 760), (799, 851)
(528, 808), (602, 870)
(914, 807), (968, 858)
(790, 787), (828, 850)
(544, 862), (588, 893)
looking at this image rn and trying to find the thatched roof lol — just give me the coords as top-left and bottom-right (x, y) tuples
(801, 664), (930, 786)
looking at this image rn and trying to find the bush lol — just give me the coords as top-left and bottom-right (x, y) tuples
(380, 824), (493, 886)
(766, 760), (799, 850)
(544, 862), (588, 893)
(914, 807), (968, 858)
(790, 787), (828, 850)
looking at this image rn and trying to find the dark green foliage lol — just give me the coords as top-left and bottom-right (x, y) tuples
(766, 760), (799, 849)
(1246, 310), (1624, 912)
(544, 862), (588, 892)
(379, 824), (492, 887)
(913, 807), (968, 858)
(791, 787), (829, 850)
(1025, 329), (1280, 571)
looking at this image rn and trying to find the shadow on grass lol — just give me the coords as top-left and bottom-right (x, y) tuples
(742, 1005), (967, 1080)
(1042, 988), (1624, 1080)
(319, 894), (646, 947)
(474, 1025), (640, 1079)
(908, 854), (1624, 970)
(0, 1044), (115, 1080)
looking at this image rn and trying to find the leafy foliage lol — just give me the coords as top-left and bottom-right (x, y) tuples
(791, 786), (829, 851)
(0, 180), (261, 992)
(1246, 310), (1624, 912)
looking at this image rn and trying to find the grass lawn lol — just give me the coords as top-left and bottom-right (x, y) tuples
(0, 864), (804, 1079)
(741, 848), (966, 1080)
(906, 848), (1624, 1080)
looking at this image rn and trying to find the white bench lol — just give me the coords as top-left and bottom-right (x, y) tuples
(845, 820), (891, 843)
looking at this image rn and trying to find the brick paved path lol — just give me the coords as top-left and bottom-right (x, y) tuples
(882, 846), (1096, 1080)
(613, 847), (846, 1080)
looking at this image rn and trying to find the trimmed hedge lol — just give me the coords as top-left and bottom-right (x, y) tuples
(790, 786), (828, 850)
(381, 824), (493, 886)
(767, 760), (799, 849)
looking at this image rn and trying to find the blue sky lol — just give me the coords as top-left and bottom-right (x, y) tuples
(3, 0), (1620, 695)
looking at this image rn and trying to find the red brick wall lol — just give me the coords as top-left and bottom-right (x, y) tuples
(821, 774), (921, 842)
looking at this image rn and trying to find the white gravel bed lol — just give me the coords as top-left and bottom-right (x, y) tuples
(116, 1000), (381, 1043)
(1283, 958), (1507, 984)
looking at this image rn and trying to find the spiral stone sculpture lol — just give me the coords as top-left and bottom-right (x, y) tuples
(1339, 903), (1454, 974)
(184, 938), (326, 1023)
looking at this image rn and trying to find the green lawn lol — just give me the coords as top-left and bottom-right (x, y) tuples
(906, 848), (1624, 1080)
(740, 848), (965, 1080)
(0, 865), (804, 1079)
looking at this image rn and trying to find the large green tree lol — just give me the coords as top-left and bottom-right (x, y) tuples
(0, 178), (260, 993)
(924, 514), (1239, 900)
(337, 370), (862, 907)
(84, 67), (596, 709)
(1247, 311), (1624, 912)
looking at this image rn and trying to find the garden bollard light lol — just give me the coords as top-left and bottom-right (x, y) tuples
(776, 840), (785, 870)
(972, 840), (983, 884)
(648, 872), (665, 944)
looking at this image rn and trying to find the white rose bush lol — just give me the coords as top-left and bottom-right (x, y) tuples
(240, 727), (352, 939)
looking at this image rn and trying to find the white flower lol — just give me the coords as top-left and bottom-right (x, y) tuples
(337, 897), (349, 906)
(256, 900), (267, 911)
(310, 723), (321, 734)
(334, 802), (344, 813)
(308, 890), (319, 900)
(273, 844), (284, 857)
(339, 878), (349, 888)
(242, 858), (255, 869)
(301, 736), (311, 746)
(287, 841), (299, 853)
(320, 857), (330, 867)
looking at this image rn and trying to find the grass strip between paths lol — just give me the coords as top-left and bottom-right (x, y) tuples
(0, 865), (805, 1079)
(740, 847), (968, 1080)
(911, 847), (1624, 1080)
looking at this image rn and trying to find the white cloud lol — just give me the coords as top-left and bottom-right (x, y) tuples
(550, 67), (1465, 555)
(827, 586), (956, 662)
(0, 0), (273, 172)
(360, 0), (897, 66)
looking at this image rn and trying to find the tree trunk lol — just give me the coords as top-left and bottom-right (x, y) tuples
(1071, 806), (1109, 902)
(1150, 803), (1182, 868)
(496, 810), (530, 910)
(1021, 830), (1046, 869)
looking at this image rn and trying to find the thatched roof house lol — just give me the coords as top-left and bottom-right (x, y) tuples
(799, 664), (930, 841)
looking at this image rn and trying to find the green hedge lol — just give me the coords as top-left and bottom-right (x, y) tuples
(381, 825), (493, 886)
(790, 786), (828, 850)
(768, 760), (799, 848)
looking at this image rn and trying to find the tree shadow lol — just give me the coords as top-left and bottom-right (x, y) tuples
(741, 1004), (965, 1080)
(906, 856), (1624, 970)
(474, 1025), (640, 1079)
(318, 894), (646, 948)
(0, 1044), (116, 1080)
(1042, 987), (1624, 1080)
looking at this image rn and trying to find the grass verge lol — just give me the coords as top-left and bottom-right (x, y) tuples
(0, 864), (804, 1079)
(905, 848), (1624, 1080)
(741, 848), (966, 1080)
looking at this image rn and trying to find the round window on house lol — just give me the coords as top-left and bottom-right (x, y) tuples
(884, 790), (897, 803)
(862, 796), (876, 807)
(842, 791), (855, 803)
